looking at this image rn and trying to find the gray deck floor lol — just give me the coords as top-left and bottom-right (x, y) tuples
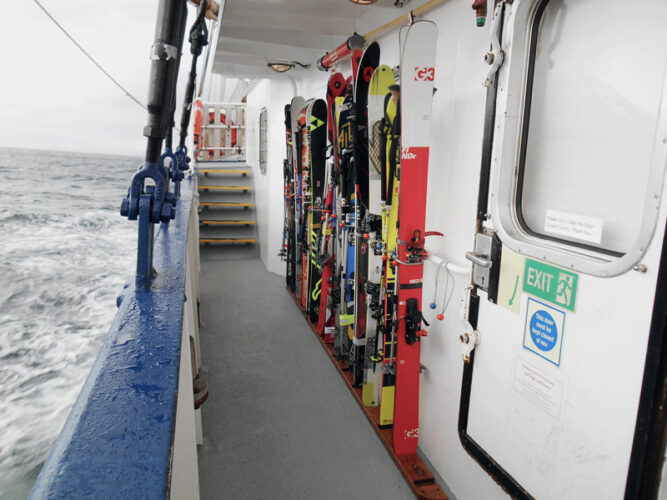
(197, 257), (415, 500)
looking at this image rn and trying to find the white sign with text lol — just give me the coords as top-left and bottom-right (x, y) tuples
(544, 209), (604, 244)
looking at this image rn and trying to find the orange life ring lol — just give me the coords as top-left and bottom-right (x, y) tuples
(193, 99), (204, 148)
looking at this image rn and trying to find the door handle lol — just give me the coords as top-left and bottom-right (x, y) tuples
(465, 251), (492, 268)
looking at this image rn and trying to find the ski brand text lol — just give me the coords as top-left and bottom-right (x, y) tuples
(401, 148), (417, 160)
(404, 428), (419, 440)
(414, 66), (435, 81)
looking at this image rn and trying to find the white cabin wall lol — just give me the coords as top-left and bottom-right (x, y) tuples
(356, 3), (508, 499)
(297, 74), (330, 104)
(247, 78), (296, 275)
(247, 70), (339, 276)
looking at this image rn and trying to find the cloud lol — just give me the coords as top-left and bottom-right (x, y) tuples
(0, 0), (197, 156)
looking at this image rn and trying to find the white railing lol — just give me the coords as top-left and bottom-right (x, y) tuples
(170, 200), (202, 499)
(195, 101), (246, 162)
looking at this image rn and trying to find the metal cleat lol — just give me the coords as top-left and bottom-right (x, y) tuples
(120, 161), (173, 289)
(159, 148), (181, 203)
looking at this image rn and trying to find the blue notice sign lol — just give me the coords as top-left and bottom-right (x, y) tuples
(523, 298), (566, 366)
(530, 310), (557, 351)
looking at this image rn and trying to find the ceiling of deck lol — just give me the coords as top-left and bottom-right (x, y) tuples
(212, 0), (403, 78)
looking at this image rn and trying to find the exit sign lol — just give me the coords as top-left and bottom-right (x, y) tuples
(524, 259), (578, 312)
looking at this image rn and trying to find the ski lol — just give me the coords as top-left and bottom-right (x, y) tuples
(336, 88), (355, 364)
(307, 99), (328, 323)
(316, 72), (346, 341)
(290, 96), (306, 298)
(282, 104), (296, 289)
(299, 99), (314, 310)
(351, 42), (380, 387)
(379, 79), (400, 428)
(362, 64), (395, 407)
(392, 20), (438, 456)
(333, 84), (350, 360)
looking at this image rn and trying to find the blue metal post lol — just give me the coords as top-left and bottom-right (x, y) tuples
(136, 194), (155, 287)
(120, 162), (174, 290)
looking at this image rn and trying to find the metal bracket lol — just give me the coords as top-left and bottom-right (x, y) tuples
(482, 1), (506, 87)
(159, 148), (180, 205)
(174, 145), (191, 198)
(120, 162), (176, 289)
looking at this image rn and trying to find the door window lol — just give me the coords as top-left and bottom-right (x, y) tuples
(489, 0), (667, 275)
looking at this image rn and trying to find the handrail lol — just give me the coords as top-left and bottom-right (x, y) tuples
(31, 180), (199, 499)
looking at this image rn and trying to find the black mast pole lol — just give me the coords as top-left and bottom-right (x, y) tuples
(143, 0), (188, 164)
(180, 0), (209, 149)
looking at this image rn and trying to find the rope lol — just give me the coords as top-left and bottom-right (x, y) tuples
(31, 0), (147, 111)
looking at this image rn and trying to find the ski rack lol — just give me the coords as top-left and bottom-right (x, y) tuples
(286, 286), (448, 500)
(316, 0), (451, 71)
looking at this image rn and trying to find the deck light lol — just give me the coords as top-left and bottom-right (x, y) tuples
(267, 60), (311, 73)
(268, 62), (294, 73)
(349, 0), (377, 4)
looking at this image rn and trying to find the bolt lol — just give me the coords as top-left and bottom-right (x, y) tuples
(484, 52), (495, 65)
(120, 198), (129, 217)
(161, 204), (174, 223)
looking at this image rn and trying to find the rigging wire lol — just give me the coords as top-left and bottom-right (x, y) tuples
(30, 0), (147, 111)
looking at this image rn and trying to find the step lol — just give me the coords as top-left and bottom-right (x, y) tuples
(200, 202), (254, 209)
(199, 169), (251, 175)
(199, 224), (256, 238)
(200, 220), (256, 226)
(198, 208), (255, 222)
(199, 238), (257, 245)
(198, 185), (252, 192)
(195, 161), (247, 167)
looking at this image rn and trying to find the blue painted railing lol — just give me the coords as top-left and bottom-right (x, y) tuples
(30, 178), (197, 499)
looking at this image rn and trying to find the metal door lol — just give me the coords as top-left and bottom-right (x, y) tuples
(460, 1), (667, 498)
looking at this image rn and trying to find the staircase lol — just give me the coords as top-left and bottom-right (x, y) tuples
(197, 162), (259, 258)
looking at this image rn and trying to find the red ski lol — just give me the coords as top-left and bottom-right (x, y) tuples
(317, 72), (346, 340)
(393, 20), (438, 457)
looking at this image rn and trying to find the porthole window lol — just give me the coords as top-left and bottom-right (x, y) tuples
(517, 0), (666, 256)
(489, 0), (667, 276)
(259, 107), (268, 175)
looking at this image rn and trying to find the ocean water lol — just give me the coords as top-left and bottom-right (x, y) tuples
(0, 148), (138, 498)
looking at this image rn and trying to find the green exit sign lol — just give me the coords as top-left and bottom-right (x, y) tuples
(524, 258), (578, 312)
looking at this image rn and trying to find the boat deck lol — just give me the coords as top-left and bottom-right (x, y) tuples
(197, 257), (419, 499)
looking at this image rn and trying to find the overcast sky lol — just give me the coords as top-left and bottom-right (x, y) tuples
(0, 0), (198, 156)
